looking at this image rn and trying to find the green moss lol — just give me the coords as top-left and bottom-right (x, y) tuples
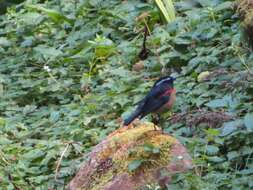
(84, 122), (175, 190)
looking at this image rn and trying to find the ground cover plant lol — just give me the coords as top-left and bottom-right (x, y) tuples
(0, 0), (253, 189)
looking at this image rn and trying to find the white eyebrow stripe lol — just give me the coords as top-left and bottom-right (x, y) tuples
(155, 78), (171, 86)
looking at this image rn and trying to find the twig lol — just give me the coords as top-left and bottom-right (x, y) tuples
(0, 150), (10, 165)
(139, 24), (150, 60)
(55, 143), (70, 180)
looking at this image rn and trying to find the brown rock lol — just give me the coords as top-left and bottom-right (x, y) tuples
(236, 0), (253, 47)
(68, 122), (192, 190)
(132, 61), (144, 72)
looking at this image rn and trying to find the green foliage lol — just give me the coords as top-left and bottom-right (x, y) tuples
(244, 113), (253, 131)
(0, 0), (253, 189)
(155, 0), (176, 23)
(128, 159), (144, 172)
(143, 143), (160, 154)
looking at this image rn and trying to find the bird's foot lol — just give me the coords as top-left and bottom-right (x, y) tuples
(151, 114), (160, 126)
(161, 128), (165, 134)
(153, 123), (160, 131)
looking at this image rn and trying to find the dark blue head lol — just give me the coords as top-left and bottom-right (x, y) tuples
(154, 76), (176, 87)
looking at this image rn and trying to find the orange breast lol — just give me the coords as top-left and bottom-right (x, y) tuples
(158, 88), (176, 112)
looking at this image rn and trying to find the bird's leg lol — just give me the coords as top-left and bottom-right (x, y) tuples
(151, 114), (159, 125)
(161, 126), (166, 134)
(151, 114), (160, 130)
(154, 124), (160, 131)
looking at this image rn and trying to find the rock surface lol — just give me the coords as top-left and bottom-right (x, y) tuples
(68, 122), (192, 190)
(236, 0), (253, 47)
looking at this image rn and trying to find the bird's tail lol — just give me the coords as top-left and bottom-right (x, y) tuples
(123, 109), (141, 126)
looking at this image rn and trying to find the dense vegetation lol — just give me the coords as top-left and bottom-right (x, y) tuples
(0, 0), (253, 189)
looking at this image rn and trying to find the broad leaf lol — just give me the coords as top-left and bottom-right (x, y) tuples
(128, 160), (143, 172)
(244, 113), (253, 131)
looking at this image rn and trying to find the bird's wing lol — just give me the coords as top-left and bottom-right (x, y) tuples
(139, 95), (170, 118)
(147, 83), (169, 98)
(135, 83), (168, 106)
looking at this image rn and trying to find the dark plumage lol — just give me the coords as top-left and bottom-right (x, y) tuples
(124, 76), (176, 126)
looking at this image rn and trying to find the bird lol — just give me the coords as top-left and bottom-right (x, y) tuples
(123, 76), (176, 126)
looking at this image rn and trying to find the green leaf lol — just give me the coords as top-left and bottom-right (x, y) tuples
(238, 168), (253, 175)
(143, 144), (154, 152)
(206, 95), (238, 109)
(215, 2), (233, 11)
(227, 151), (239, 160)
(21, 12), (44, 25)
(143, 143), (160, 154)
(0, 37), (12, 47)
(207, 156), (225, 163)
(244, 113), (253, 131)
(128, 160), (143, 172)
(34, 45), (62, 59)
(205, 128), (220, 137)
(206, 145), (219, 155)
(155, 0), (176, 23)
(0, 117), (6, 126)
(206, 99), (227, 108)
(152, 147), (160, 154)
(23, 149), (45, 161)
(220, 120), (242, 136)
(26, 5), (74, 25)
(50, 111), (60, 122)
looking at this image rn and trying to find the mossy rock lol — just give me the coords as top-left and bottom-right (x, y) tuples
(236, 0), (253, 47)
(68, 121), (192, 190)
